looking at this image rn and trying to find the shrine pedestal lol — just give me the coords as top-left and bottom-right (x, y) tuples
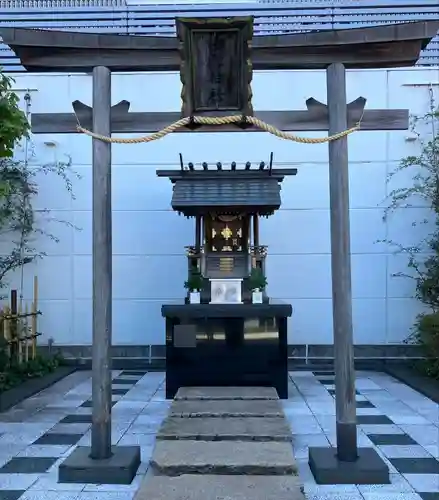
(161, 302), (292, 400)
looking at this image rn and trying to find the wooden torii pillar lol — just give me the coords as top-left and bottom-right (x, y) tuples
(2, 19), (438, 486)
(89, 65), (112, 462)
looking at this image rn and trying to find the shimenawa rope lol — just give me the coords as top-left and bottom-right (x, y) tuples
(75, 114), (362, 145)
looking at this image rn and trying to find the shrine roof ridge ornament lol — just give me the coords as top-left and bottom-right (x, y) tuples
(1, 20), (439, 72)
(175, 159), (275, 172)
(156, 168), (298, 183)
(157, 153), (297, 182)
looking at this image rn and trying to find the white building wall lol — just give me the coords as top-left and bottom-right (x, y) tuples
(4, 67), (439, 348)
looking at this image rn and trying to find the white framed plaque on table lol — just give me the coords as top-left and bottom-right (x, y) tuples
(209, 279), (243, 304)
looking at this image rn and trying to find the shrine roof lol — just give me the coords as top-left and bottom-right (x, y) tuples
(1, 21), (439, 72)
(157, 168), (297, 216)
(171, 178), (280, 216)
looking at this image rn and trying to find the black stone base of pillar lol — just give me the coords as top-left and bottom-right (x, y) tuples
(59, 446), (141, 484)
(308, 447), (390, 485)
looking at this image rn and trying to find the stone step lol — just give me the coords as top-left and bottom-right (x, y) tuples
(175, 386), (279, 401)
(150, 440), (298, 476)
(157, 416), (292, 441)
(135, 474), (306, 500)
(169, 399), (284, 418)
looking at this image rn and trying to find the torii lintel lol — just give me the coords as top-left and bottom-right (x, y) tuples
(30, 97), (409, 134)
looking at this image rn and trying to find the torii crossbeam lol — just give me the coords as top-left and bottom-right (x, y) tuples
(2, 19), (438, 487)
(31, 96), (408, 134)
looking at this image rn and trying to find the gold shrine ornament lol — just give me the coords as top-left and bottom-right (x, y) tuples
(221, 225), (233, 240)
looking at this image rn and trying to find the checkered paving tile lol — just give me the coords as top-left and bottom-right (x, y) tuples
(0, 369), (165, 499)
(0, 367), (437, 498)
(288, 369), (439, 496)
(0, 492), (25, 500)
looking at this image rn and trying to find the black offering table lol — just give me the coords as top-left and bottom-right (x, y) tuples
(162, 302), (292, 399)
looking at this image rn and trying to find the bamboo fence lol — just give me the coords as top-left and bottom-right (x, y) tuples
(0, 276), (41, 364)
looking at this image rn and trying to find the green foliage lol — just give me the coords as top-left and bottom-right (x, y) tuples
(412, 312), (439, 378)
(0, 72), (29, 158)
(0, 156), (78, 291)
(0, 160), (36, 285)
(0, 334), (9, 371)
(248, 267), (267, 291)
(0, 69), (74, 391)
(184, 272), (204, 292)
(0, 68), (80, 292)
(0, 354), (62, 392)
(382, 90), (439, 377)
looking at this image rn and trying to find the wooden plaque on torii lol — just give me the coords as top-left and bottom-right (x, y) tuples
(176, 17), (254, 119)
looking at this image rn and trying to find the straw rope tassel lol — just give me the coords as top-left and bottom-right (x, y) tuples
(76, 114), (362, 145)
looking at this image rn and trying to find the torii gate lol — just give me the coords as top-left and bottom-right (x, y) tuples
(2, 19), (438, 486)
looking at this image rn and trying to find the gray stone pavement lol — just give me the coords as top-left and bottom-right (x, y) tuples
(156, 415), (293, 441)
(169, 399), (284, 417)
(134, 474), (305, 500)
(0, 369), (437, 499)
